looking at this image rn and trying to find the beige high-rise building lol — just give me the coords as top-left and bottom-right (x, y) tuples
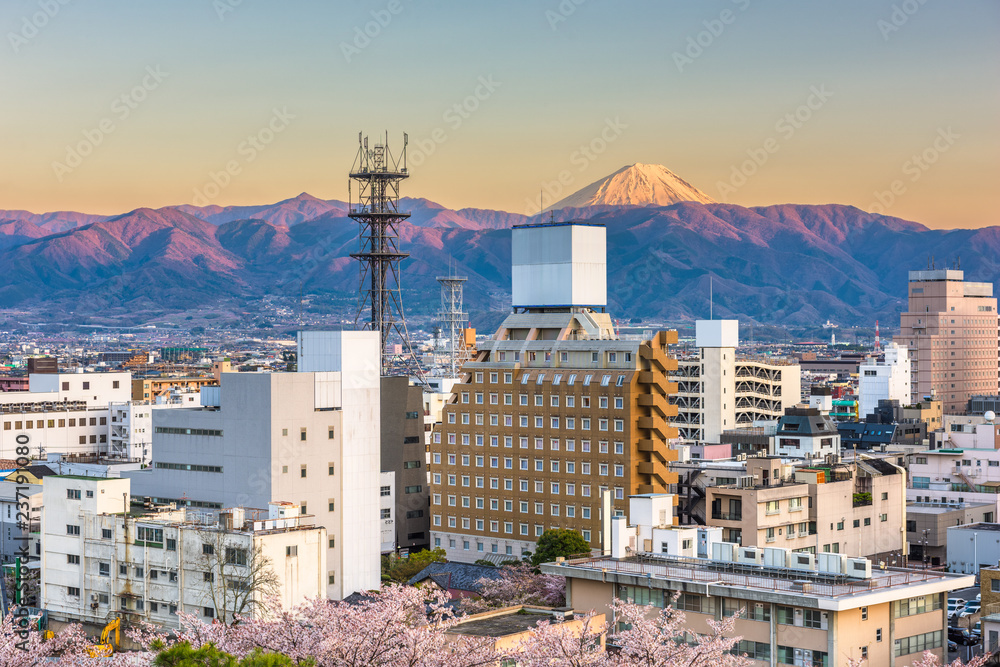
(428, 222), (679, 562)
(898, 270), (999, 414)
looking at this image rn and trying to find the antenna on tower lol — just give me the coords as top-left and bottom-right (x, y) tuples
(349, 131), (423, 377)
(875, 320), (880, 353)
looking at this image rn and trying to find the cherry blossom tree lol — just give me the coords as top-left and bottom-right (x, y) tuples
(462, 563), (566, 613)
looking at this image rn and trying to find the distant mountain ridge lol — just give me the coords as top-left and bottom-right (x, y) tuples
(1, 165), (994, 326)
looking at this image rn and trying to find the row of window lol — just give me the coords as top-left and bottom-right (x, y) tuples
(448, 414), (626, 432)
(3, 416), (105, 430)
(435, 500), (594, 522)
(467, 364), (632, 385)
(456, 394), (625, 410)
(434, 456), (626, 474)
(154, 462), (223, 473)
(154, 427), (223, 437)
(435, 530), (592, 551)
(436, 433), (627, 451)
(432, 479), (624, 498)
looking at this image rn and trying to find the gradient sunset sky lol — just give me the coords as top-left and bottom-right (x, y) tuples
(1, 0), (997, 228)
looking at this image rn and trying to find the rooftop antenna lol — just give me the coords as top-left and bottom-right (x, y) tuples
(709, 275), (713, 320)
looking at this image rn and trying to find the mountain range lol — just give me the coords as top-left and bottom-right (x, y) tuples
(1, 163), (995, 327)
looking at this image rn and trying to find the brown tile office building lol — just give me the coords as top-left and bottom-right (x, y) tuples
(429, 315), (680, 562)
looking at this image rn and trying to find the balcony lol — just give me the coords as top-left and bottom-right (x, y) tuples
(711, 512), (742, 521)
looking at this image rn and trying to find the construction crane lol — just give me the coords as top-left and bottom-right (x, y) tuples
(87, 617), (121, 657)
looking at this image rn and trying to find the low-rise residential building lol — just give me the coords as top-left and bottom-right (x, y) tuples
(543, 494), (974, 667)
(705, 457), (906, 559)
(858, 344), (911, 420)
(40, 476), (326, 629)
(131, 376), (217, 402)
(445, 605), (605, 656)
(773, 408), (840, 459)
(908, 447), (1000, 514)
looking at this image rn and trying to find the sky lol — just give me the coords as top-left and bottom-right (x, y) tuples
(0, 0), (997, 228)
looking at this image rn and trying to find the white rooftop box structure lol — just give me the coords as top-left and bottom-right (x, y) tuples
(511, 222), (606, 309)
(695, 319), (739, 348)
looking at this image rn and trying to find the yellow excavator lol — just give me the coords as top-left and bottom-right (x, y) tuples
(86, 618), (121, 657)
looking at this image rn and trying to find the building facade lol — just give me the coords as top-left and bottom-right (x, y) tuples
(859, 343), (911, 420)
(126, 331), (382, 599)
(0, 372), (131, 459)
(41, 476), (326, 629)
(544, 528), (973, 666)
(380, 376), (430, 554)
(671, 320), (800, 443)
(897, 269), (999, 414)
(705, 457), (906, 560)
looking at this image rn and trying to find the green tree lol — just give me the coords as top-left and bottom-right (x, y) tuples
(381, 548), (447, 583)
(154, 642), (302, 667)
(531, 529), (591, 566)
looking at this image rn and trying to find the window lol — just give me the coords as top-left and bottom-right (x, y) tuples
(203, 572), (214, 582)
(66, 525), (80, 536)
(894, 630), (943, 657)
(67, 489), (81, 500)
(286, 545), (298, 557)
(67, 554), (80, 565)
(99, 562), (110, 576)
(203, 544), (215, 555)
(405, 485), (422, 494)
(204, 607), (215, 619)
(67, 586), (80, 597)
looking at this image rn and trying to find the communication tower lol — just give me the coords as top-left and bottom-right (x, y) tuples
(349, 132), (421, 376)
(437, 273), (470, 377)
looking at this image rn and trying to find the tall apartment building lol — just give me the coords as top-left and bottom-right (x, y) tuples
(859, 343), (911, 420)
(40, 476), (326, 629)
(429, 222), (679, 562)
(898, 269), (999, 414)
(0, 372), (131, 459)
(671, 321), (800, 443)
(126, 331), (382, 599)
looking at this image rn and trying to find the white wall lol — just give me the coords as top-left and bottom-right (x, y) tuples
(511, 223), (607, 308)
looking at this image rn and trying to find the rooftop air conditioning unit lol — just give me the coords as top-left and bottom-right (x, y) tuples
(737, 546), (763, 565)
(790, 552), (816, 572)
(711, 542), (737, 563)
(763, 547), (789, 568)
(846, 557), (872, 579)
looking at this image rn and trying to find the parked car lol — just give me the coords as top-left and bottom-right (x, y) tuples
(961, 601), (982, 618)
(948, 640), (959, 653)
(949, 627), (979, 646)
(949, 598), (967, 620)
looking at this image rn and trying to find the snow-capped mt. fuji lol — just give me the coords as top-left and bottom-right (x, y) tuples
(546, 163), (716, 210)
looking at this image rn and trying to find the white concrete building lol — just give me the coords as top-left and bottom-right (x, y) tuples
(126, 331), (382, 599)
(380, 471), (396, 554)
(859, 343), (911, 420)
(0, 372), (131, 459)
(909, 447), (1000, 513)
(40, 476), (326, 629)
(946, 523), (1000, 575)
(672, 321), (800, 443)
(0, 479), (42, 564)
(108, 392), (200, 464)
(773, 408), (841, 459)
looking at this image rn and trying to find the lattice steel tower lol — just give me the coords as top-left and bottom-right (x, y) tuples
(437, 273), (469, 377)
(349, 132), (420, 376)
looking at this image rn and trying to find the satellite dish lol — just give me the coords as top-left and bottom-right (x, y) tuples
(986, 411), (996, 423)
